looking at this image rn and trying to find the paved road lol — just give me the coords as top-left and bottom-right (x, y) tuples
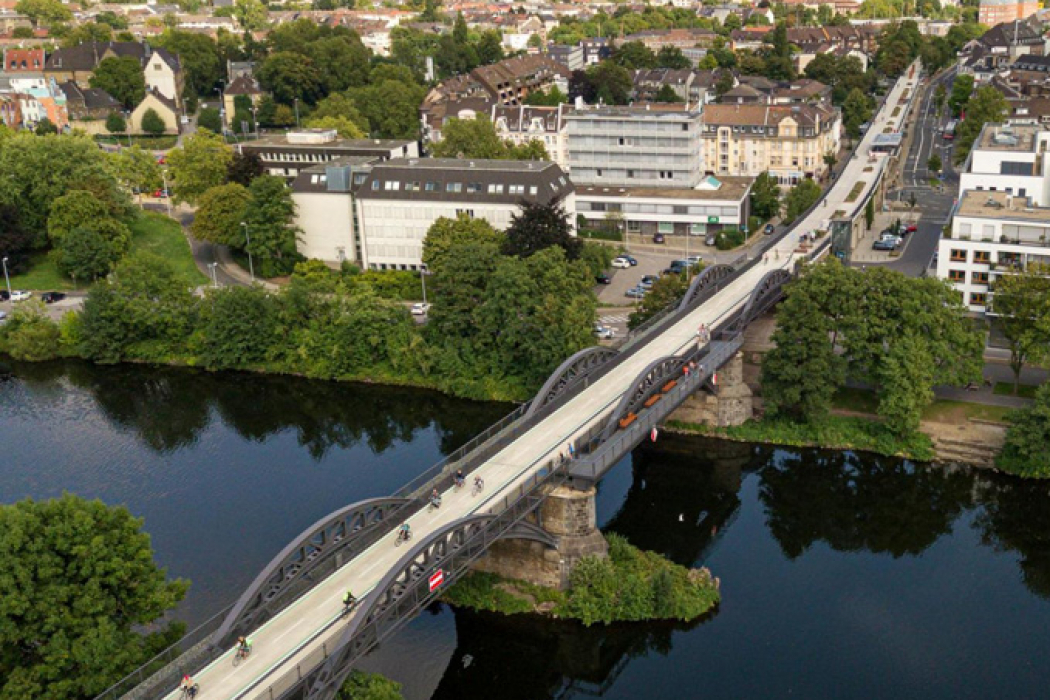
(143, 203), (247, 288)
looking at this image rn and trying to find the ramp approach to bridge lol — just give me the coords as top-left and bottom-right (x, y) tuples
(102, 63), (921, 700)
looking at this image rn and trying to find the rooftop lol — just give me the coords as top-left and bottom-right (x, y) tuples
(244, 132), (415, 150)
(565, 104), (700, 119)
(371, 157), (561, 174)
(956, 189), (1050, 223)
(977, 123), (1041, 151)
(577, 177), (752, 202)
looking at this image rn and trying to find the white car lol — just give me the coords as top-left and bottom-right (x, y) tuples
(0, 310), (7, 323)
(10, 290), (31, 302)
(594, 324), (615, 339)
(612, 256), (632, 269)
(411, 302), (431, 316)
(685, 255), (702, 266)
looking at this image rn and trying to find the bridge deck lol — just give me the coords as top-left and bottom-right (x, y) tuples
(166, 246), (806, 700)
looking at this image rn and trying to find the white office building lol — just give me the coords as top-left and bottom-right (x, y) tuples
(958, 123), (1050, 205)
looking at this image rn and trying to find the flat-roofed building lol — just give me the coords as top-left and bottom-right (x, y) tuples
(290, 157), (378, 266)
(236, 129), (419, 180)
(958, 123), (1050, 205)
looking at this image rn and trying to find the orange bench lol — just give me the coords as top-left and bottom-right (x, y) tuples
(662, 381), (677, 392)
(644, 394), (662, 408)
(619, 413), (638, 429)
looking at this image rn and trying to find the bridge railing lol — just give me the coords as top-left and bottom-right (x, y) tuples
(93, 604), (234, 700)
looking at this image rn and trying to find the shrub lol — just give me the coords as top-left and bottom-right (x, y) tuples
(715, 227), (745, 250)
(0, 302), (62, 361)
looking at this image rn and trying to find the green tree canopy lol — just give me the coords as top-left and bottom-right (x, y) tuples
(197, 106), (223, 133)
(243, 175), (302, 277)
(153, 30), (222, 97)
(14, 0), (71, 26)
(989, 266), (1050, 393)
(422, 214), (505, 271)
(302, 114), (365, 139)
(656, 45), (691, 69)
(0, 494), (187, 699)
(431, 116), (508, 159)
(89, 56), (145, 110)
(105, 111), (126, 134)
(192, 183), (251, 247)
(955, 86), (1008, 163)
(53, 224), (121, 281)
(140, 108), (166, 136)
(257, 51), (323, 105)
(612, 40), (656, 69)
(997, 384), (1050, 477)
(750, 171), (781, 220)
(783, 178), (821, 223)
(503, 201), (581, 260)
(166, 130), (233, 205)
(587, 61), (633, 105)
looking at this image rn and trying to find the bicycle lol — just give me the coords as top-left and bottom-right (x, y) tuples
(471, 478), (484, 497)
(180, 683), (199, 699)
(395, 528), (413, 547)
(342, 599), (358, 618)
(232, 645), (251, 666)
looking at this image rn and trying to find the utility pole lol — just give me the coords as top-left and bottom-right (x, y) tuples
(241, 222), (255, 282)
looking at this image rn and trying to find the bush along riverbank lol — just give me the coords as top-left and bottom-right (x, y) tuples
(442, 534), (720, 626)
(666, 415), (937, 463)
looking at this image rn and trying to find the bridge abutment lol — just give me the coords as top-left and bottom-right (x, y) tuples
(669, 351), (753, 427)
(471, 485), (608, 589)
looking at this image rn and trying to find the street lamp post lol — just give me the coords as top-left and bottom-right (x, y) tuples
(241, 221), (255, 282)
(217, 79), (226, 129)
(293, 98), (300, 128)
(161, 169), (173, 217)
(208, 262), (218, 288)
(2, 256), (11, 299)
(420, 265), (428, 305)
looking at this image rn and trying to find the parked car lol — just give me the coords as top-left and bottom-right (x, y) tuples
(410, 302), (431, 316)
(639, 274), (659, 289)
(595, 272), (612, 285)
(625, 286), (647, 299)
(152, 189), (168, 198)
(652, 233), (665, 244)
(0, 290), (8, 301)
(612, 256), (632, 269)
(764, 223), (776, 235)
(880, 233), (902, 246)
(593, 324), (615, 339)
(667, 260), (689, 275)
(685, 255), (702, 267)
(872, 239), (897, 251)
(704, 232), (717, 246)
(10, 290), (31, 302)
(0, 310), (7, 323)
(625, 255), (638, 266)
(41, 291), (66, 304)
(905, 222), (918, 233)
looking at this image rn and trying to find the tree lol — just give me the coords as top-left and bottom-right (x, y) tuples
(714, 71), (735, 98)
(105, 111), (127, 134)
(62, 21), (113, 47)
(201, 285), (279, 367)
(197, 106), (223, 134)
(191, 183), (251, 247)
(948, 73), (974, 118)
(654, 84), (683, 103)
(233, 0), (268, 31)
(243, 175), (301, 277)
(997, 384), (1050, 478)
(54, 225), (120, 280)
(506, 139), (550, 160)
(422, 215), (504, 271)
(227, 151), (264, 187)
(656, 45), (691, 70)
(153, 30), (222, 97)
(33, 118), (57, 135)
(783, 178), (821, 223)
(112, 145), (163, 195)
(15, 0), (71, 26)
(989, 267), (1050, 394)
(864, 196), (875, 231)
(842, 88), (872, 140)
(0, 494), (187, 699)
(628, 270), (692, 329)
(140, 108), (167, 136)
(927, 153), (942, 174)
(750, 171), (781, 221)
(503, 201), (581, 260)
(0, 300), (61, 360)
(587, 61), (633, 105)
(302, 115), (366, 139)
(305, 35), (371, 95)
(523, 86), (568, 106)
(431, 117), (508, 159)
(476, 30), (504, 65)
(337, 671), (403, 700)
(307, 93), (369, 134)
(955, 86), (1008, 162)
(90, 56), (146, 110)
(47, 190), (111, 245)
(257, 51), (323, 105)
(345, 78), (426, 139)
(166, 130), (233, 205)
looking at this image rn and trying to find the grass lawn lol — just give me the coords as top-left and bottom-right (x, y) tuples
(835, 386), (1014, 423)
(6, 211), (204, 292)
(993, 381), (1039, 399)
(127, 211), (207, 287)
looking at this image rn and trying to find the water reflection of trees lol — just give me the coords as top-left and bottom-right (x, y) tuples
(12, 360), (507, 459)
(973, 475), (1050, 600)
(431, 607), (710, 700)
(759, 450), (976, 558)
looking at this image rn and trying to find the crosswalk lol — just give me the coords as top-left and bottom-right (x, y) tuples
(600, 314), (631, 325)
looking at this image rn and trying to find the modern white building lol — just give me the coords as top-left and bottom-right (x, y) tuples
(293, 158), (575, 271)
(492, 103), (569, 168)
(937, 189), (1050, 313)
(237, 129), (419, 180)
(958, 123), (1050, 205)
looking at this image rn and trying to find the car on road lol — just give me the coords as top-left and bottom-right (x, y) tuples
(905, 222), (918, 234)
(872, 239), (897, 251)
(685, 255), (702, 267)
(764, 224), (776, 235)
(10, 290), (31, 302)
(595, 272), (612, 285)
(410, 302), (431, 316)
(41, 291), (66, 304)
(625, 286), (647, 299)
(652, 233), (665, 244)
(152, 189), (169, 198)
(594, 324), (615, 339)
(704, 232), (717, 246)
(612, 255), (636, 268)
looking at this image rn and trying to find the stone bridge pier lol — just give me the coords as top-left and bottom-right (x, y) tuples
(669, 351), (753, 427)
(471, 485), (608, 589)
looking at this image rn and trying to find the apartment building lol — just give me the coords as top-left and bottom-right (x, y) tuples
(294, 158), (575, 270)
(236, 129), (419, 180)
(979, 0), (1039, 27)
(492, 103), (569, 168)
(565, 105), (704, 188)
(701, 103), (841, 186)
(938, 123), (1050, 312)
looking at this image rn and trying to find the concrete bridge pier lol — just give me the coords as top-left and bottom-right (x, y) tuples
(471, 485), (608, 590)
(669, 351), (753, 427)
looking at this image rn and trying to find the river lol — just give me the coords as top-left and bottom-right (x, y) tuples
(2, 361), (1049, 699)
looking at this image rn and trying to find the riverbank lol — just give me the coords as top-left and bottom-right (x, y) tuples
(442, 533), (720, 626)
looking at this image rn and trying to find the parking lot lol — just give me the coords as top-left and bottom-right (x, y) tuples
(0, 293), (85, 322)
(849, 212), (921, 264)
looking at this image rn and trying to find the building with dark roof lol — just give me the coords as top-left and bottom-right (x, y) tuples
(354, 158), (574, 270)
(44, 41), (149, 87)
(59, 81), (121, 121)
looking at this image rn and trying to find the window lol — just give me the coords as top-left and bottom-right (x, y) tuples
(529, 186), (537, 195)
(658, 222), (674, 234)
(627, 169), (635, 178)
(509, 184), (525, 195)
(425, 181), (437, 191)
(488, 184), (504, 194)
(627, 220), (641, 232)
(973, 271), (989, 284)
(405, 181), (419, 192)
(958, 223), (972, 236)
(948, 269), (966, 282)
(970, 292), (987, 306)
(950, 249), (967, 262)
(384, 180), (400, 191)
(974, 250), (991, 263)
(371, 180), (380, 190)
(466, 182), (483, 193)
(455, 209), (475, 218)
(447, 182), (462, 192)
(673, 205), (688, 215)
(596, 169), (603, 177)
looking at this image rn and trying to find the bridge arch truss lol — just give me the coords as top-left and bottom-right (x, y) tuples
(525, 346), (620, 420)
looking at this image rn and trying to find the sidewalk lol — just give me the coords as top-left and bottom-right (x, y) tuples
(214, 244), (280, 291)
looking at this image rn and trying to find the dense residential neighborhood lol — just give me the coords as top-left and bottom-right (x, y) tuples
(4, 1), (1050, 699)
